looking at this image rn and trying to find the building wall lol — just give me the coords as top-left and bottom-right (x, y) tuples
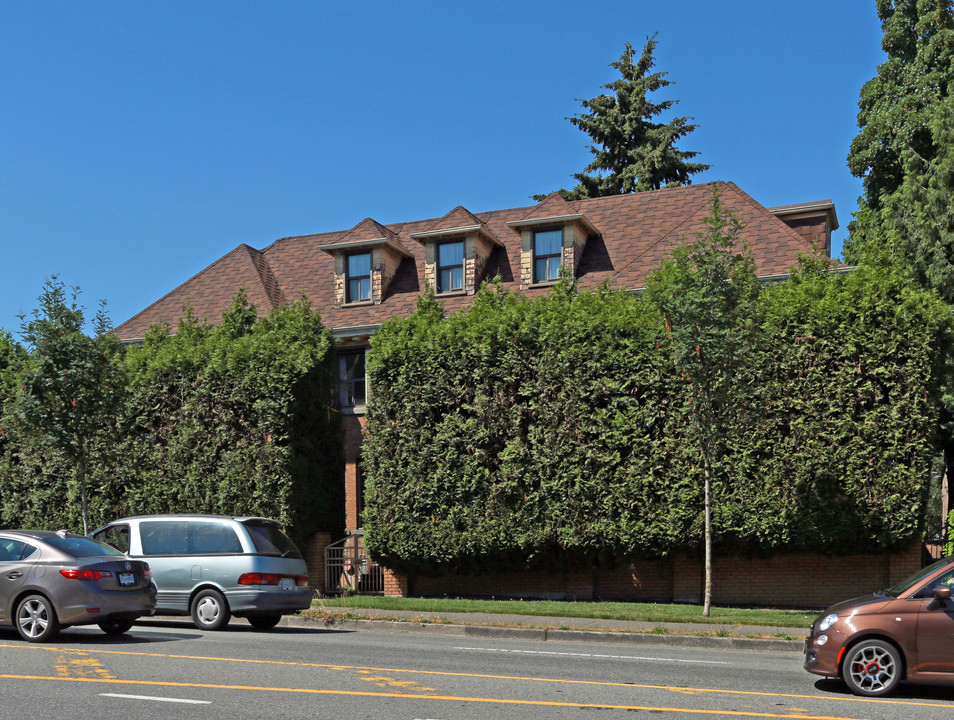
(343, 414), (366, 531)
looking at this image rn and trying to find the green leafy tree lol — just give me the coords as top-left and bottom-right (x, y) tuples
(538, 35), (709, 201)
(14, 278), (124, 533)
(645, 187), (760, 616)
(844, 0), (954, 273)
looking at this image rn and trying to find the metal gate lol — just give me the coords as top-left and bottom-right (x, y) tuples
(324, 532), (384, 595)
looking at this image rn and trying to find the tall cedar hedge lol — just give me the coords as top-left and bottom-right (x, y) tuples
(362, 265), (954, 574)
(0, 294), (342, 549)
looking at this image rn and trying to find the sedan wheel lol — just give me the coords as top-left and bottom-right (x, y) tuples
(842, 640), (902, 697)
(98, 618), (135, 636)
(16, 595), (60, 642)
(190, 589), (231, 630)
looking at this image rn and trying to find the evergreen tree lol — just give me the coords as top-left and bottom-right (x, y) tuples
(538, 36), (709, 201)
(844, 0), (954, 274)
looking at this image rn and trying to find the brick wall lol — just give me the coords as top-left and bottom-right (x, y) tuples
(380, 544), (924, 608)
(304, 532), (332, 592)
(342, 415), (365, 531)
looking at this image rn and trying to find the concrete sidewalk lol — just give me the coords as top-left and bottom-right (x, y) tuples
(289, 607), (807, 652)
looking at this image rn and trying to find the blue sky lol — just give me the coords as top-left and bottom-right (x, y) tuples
(1, 1), (885, 337)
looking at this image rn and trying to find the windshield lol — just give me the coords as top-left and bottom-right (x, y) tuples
(242, 521), (302, 558)
(45, 536), (125, 558)
(884, 557), (951, 596)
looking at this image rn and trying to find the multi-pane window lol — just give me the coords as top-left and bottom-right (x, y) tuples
(533, 229), (562, 283)
(338, 350), (367, 408)
(346, 252), (371, 303)
(437, 240), (464, 293)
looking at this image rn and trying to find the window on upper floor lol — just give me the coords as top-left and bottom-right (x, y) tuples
(533, 229), (562, 284)
(346, 252), (371, 303)
(436, 240), (464, 293)
(338, 350), (367, 409)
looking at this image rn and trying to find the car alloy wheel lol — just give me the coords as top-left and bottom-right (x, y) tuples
(16, 595), (60, 643)
(842, 640), (902, 697)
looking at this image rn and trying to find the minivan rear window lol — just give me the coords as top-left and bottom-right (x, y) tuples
(243, 521), (301, 558)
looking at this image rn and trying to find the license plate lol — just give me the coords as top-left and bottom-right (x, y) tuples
(119, 572), (136, 586)
(279, 578), (295, 591)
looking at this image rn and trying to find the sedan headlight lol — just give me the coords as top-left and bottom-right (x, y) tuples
(818, 612), (838, 632)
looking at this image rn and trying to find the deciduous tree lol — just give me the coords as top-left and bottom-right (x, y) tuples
(15, 278), (124, 533)
(645, 186), (760, 616)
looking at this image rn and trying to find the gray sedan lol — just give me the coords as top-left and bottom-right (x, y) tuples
(0, 530), (156, 642)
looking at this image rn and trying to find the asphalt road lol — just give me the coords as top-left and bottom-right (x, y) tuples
(3, 619), (954, 719)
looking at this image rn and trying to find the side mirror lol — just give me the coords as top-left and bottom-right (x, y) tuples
(928, 585), (951, 611)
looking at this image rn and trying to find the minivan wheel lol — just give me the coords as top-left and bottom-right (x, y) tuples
(16, 594), (60, 642)
(247, 614), (282, 630)
(842, 640), (902, 697)
(190, 589), (231, 630)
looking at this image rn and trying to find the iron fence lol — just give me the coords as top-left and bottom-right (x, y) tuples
(323, 533), (384, 595)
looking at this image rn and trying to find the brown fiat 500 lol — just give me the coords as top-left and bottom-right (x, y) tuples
(805, 557), (954, 696)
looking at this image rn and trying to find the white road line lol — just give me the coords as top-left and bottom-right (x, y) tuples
(99, 693), (211, 705)
(454, 647), (729, 665)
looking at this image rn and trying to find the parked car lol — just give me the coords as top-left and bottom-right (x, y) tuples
(805, 556), (954, 696)
(90, 515), (312, 630)
(0, 530), (156, 642)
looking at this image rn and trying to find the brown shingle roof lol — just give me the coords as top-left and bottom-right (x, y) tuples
(114, 182), (828, 341)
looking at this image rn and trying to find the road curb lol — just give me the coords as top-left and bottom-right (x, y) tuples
(293, 615), (803, 652)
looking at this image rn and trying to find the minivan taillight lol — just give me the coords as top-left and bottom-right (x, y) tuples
(238, 573), (280, 586)
(237, 573), (309, 587)
(60, 569), (112, 581)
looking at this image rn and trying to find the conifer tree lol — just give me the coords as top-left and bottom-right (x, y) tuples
(844, 0), (954, 278)
(539, 36), (709, 201)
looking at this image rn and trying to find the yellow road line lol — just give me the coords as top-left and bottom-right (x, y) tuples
(2, 643), (951, 711)
(0, 673), (881, 720)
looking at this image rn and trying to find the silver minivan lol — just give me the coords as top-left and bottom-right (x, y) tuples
(91, 515), (312, 630)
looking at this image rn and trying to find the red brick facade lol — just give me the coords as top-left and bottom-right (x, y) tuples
(388, 543), (922, 609)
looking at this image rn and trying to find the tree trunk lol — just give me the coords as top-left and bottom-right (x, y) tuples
(78, 455), (88, 535)
(703, 457), (712, 617)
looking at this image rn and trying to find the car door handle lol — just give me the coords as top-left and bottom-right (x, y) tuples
(6, 571), (22, 579)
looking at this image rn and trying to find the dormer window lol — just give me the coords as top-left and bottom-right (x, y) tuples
(533, 229), (563, 284)
(346, 252), (372, 303)
(437, 240), (464, 293)
(507, 194), (600, 291)
(410, 206), (503, 296)
(322, 218), (413, 308)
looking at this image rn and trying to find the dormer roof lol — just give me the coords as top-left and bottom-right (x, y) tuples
(506, 192), (600, 237)
(409, 206), (502, 246)
(320, 217), (413, 257)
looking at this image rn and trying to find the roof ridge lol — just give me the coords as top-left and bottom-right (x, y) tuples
(608, 183), (718, 281)
(243, 245), (286, 310)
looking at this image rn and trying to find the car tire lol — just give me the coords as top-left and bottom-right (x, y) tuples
(842, 639), (903, 697)
(247, 614), (282, 630)
(98, 618), (135, 636)
(16, 594), (60, 643)
(190, 588), (231, 630)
